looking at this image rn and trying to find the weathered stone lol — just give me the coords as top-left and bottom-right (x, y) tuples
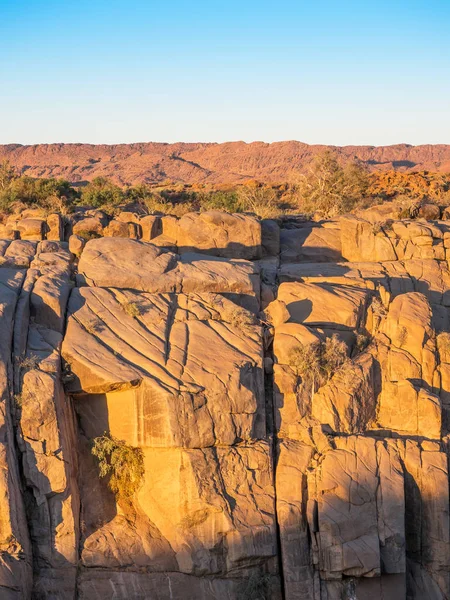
(280, 220), (342, 263)
(16, 218), (45, 241)
(68, 234), (85, 256)
(177, 211), (262, 259)
(72, 217), (104, 238)
(46, 214), (63, 241)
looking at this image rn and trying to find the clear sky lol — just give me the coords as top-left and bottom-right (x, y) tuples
(1, 0), (449, 146)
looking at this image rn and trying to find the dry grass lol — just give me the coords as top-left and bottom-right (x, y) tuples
(13, 393), (24, 409)
(238, 572), (271, 600)
(17, 354), (39, 370)
(355, 332), (371, 354)
(226, 306), (256, 330)
(288, 334), (349, 392)
(371, 296), (387, 319)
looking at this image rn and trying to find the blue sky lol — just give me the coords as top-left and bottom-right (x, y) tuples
(1, 0), (449, 145)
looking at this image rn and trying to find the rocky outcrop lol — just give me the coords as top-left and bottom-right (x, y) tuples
(0, 210), (449, 599)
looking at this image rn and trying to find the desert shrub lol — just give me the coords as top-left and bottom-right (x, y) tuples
(121, 301), (141, 318)
(288, 334), (349, 392)
(394, 194), (421, 219)
(0, 160), (17, 192)
(235, 185), (281, 218)
(288, 342), (321, 386)
(91, 432), (144, 499)
(80, 177), (124, 208)
(17, 354), (39, 370)
(0, 168), (79, 213)
(321, 335), (349, 380)
(197, 189), (244, 213)
(371, 296), (387, 319)
(226, 306), (256, 329)
(355, 332), (371, 354)
(238, 572), (271, 600)
(13, 393), (24, 409)
(293, 151), (370, 218)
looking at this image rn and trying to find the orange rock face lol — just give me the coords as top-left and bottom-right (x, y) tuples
(2, 141), (450, 185)
(0, 209), (449, 599)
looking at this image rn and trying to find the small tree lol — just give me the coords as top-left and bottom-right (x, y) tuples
(91, 433), (144, 499)
(295, 151), (370, 217)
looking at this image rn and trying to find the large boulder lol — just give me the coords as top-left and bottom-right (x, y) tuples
(176, 211), (262, 259)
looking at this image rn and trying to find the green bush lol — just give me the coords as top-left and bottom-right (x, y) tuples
(0, 163), (79, 213)
(80, 177), (124, 208)
(91, 432), (145, 499)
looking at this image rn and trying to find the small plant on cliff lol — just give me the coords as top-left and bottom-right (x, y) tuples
(13, 393), (24, 409)
(370, 296), (387, 319)
(17, 354), (39, 370)
(354, 331), (371, 354)
(288, 334), (349, 393)
(227, 306), (257, 330)
(288, 342), (321, 388)
(238, 571), (271, 600)
(321, 335), (348, 380)
(91, 433), (145, 499)
(121, 301), (141, 318)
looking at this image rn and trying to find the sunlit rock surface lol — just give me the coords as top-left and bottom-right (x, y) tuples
(0, 211), (449, 598)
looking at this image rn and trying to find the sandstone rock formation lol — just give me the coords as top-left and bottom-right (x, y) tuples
(0, 209), (449, 599)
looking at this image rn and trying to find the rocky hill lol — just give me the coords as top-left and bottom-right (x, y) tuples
(0, 207), (449, 599)
(2, 141), (450, 186)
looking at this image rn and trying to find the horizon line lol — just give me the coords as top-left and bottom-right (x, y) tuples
(1, 140), (450, 149)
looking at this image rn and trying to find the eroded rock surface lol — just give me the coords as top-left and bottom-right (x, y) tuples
(0, 212), (449, 599)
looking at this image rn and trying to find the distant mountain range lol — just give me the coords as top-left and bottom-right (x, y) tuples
(1, 141), (450, 186)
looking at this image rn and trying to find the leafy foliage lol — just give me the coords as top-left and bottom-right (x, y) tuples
(91, 433), (145, 499)
(79, 177), (124, 208)
(0, 162), (79, 213)
(2, 154), (450, 219)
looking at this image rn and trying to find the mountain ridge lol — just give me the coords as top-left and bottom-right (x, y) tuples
(1, 140), (450, 186)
